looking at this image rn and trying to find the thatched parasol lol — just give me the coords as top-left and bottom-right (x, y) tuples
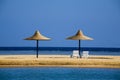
(66, 30), (93, 58)
(25, 30), (51, 58)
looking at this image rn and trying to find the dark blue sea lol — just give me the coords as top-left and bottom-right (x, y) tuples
(0, 67), (120, 80)
(0, 47), (120, 55)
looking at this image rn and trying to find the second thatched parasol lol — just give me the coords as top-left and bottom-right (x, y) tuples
(66, 30), (93, 58)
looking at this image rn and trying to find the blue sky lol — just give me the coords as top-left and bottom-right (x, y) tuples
(0, 0), (120, 48)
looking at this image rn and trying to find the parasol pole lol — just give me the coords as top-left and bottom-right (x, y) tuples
(36, 40), (39, 58)
(79, 40), (82, 58)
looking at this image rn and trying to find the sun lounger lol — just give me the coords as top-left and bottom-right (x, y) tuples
(71, 50), (80, 58)
(82, 51), (89, 58)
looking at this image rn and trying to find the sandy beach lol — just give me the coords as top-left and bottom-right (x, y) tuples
(0, 55), (120, 68)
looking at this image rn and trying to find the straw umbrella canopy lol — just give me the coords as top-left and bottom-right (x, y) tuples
(25, 30), (51, 58)
(66, 30), (93, 58)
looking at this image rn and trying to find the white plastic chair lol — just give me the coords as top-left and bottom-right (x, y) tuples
(71, 50), (80, 58)
(82, 51), (89, 58)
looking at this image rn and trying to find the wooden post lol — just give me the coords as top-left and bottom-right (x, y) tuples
(79, 40), (82, 58)
(36, 40), (39, 58)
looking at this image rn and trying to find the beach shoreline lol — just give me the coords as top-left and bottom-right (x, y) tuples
(0, 55), (120, 68)
(0, 65), (120, 69)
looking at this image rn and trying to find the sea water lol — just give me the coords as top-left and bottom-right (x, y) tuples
(0, 50), (120, 56)
(0, 67), (120, 80)
(0, 47), (120, 55)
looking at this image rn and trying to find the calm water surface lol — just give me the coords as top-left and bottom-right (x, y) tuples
(0, 50), (120, 55)
(0, 67), (120, 80)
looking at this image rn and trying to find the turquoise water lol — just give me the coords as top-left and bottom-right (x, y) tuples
(0, 67), (120, 80)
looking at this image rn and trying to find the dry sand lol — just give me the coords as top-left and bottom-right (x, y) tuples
(0, 55), (120, 68)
